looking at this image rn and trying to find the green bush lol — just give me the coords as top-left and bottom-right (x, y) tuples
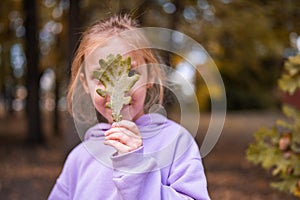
(246, 55), (300, 197)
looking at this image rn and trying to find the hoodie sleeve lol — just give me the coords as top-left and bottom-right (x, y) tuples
(48, 158), (70, 200)
(111, 141), (210, 200)
(48, 178), (68, 200)
(48, 145), (82, 200)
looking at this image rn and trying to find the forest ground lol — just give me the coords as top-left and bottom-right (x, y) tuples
(0, 111), (298, 200)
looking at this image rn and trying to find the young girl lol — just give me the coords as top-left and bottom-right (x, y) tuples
(49, 15), (210, 200)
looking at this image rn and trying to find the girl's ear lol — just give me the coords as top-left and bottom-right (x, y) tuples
(80, 72), (90, 94)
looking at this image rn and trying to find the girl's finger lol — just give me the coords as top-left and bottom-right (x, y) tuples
(104, 139), (134, 154)
(105, 131), (130, 144)
(105, 131), (142, 148)
(104, 121), (143, 154)
(112, 120), (140, 135)
(105, 127), (140, 139)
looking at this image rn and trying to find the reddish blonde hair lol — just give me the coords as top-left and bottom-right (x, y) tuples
(67, 15), (165, 115)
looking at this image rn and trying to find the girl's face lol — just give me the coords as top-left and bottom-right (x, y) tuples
(80, 38), (150, 123)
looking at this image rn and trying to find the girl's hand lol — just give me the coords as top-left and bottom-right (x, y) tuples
(104, 120), (142, 155)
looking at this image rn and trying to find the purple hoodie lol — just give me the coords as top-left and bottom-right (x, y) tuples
(48, 113), (210, 200)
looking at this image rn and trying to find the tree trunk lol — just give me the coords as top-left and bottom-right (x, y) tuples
(24, 0), (43, 144)
(68, 0), (81, 77)
(65, 0), (82, 151)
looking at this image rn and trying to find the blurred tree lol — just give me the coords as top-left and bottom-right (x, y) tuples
(247, 55), (300, 197)
(63, 0), (82, 150)
(24, 0), (43, 143)
(38, 0), (70, 135)
(68, 0), (81, 75)
(141, 0), (300, 110)
(190, 0), (300, 109)
(0, 0), (22, 114)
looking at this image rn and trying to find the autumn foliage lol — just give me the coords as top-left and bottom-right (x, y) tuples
(247, 55), (300, 197)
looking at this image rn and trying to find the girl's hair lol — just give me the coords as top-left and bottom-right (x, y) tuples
(67, 14), (165, 116)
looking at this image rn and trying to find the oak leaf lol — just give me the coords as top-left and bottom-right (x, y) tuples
(93, 54), (140, 122)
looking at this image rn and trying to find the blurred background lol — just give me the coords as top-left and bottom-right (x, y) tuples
(0, 0), (300, 199)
